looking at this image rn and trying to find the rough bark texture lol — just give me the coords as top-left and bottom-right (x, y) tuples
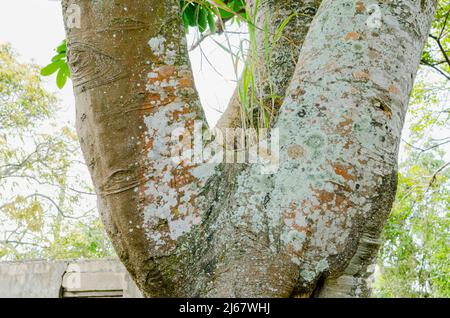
(63, 0), (436, 297)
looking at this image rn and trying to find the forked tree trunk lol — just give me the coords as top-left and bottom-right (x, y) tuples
(62, 0), (436, 297)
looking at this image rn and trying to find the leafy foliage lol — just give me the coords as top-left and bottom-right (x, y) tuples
(375, 147), (450, 297)
(180, 0), (246, 33)
(420, 0), (450, 80)
(1, 45), (55, 128)
(0, 44), (113, 261)
(40, 40), (70, 89)
(374, 69), (450, 297)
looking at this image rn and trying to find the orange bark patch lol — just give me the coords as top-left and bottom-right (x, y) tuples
(178, 70), (195, 90)
(167, 164), (201, 213)
(144, 65), (180, 107)
(336, 117), (353, 136)
(344, 32), (360, 41)
(158, 65), (176, 77)
(287, 144), (304, 159)
(343, 140), (353, 150)
(311, 189), (336, 212)
(388, 84), (400, 95)
(143, 134), (155, 153)
(356, 1), (366, 13)
(334, 193), (349, 210)
(281, 206), (312, 255)
(318, 190), (335, 204)
(353, 70), (370, 82)
(179, 77), (193, 88)
(292, 223), (308, 233)
(171, 105), (192, 122)
(169, 165), (196, 189)
(332, 163), (357, 182)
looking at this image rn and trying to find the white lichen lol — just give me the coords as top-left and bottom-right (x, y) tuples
(148, 36), (166, 56)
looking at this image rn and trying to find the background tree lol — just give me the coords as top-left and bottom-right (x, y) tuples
(375, 142), (450, 297)
(374, 1), (450, 295)
(0, 43), (113, 260)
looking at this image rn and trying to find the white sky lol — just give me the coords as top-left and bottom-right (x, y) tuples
(0, 0), (245, 127)
(0, 0), (75, 122)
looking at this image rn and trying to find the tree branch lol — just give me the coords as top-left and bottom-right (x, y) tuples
(425, 161), (450, 194)
(420, 58), (450, 80)
(429, 34), (450, 69)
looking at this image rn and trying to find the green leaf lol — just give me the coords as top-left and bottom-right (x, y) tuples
(40, 60), (64, 76)
(56, 67), (68, 89)
(182, 10), (190, 30)
(274, 14), (296, 42)
(56, 40), (67, 54)
(219, 8), (234, 20)
(207, 11), (216, 33)
(61, 62), (71, 79)
(51, 53), (66, 63)
(233, 0), (245, 11)
(198, 7), (208, 33)
(185, 4), (197, 27)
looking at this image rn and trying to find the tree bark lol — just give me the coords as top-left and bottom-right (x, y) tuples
(63, 0), (436, 297)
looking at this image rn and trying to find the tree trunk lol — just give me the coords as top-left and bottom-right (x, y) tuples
(62, 0), (436, 297)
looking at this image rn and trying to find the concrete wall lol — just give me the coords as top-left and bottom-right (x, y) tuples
(0, 258), (143, 298)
